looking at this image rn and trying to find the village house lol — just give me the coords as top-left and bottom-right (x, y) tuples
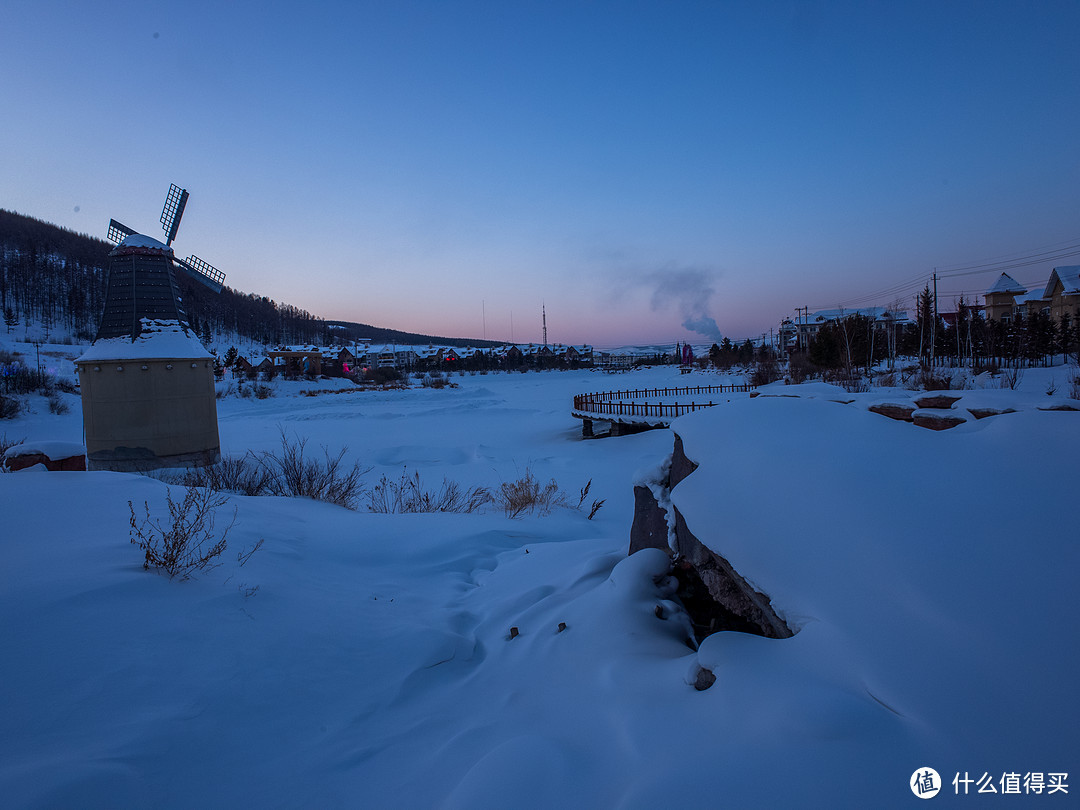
(982, 267), (1080, 324)
(779, 307), (909, 353)
(1042, 265), (1080, 323)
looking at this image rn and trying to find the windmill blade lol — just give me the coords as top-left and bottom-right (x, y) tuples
(175, 255), (226, 294)
(160, 183), (189, 246)
(107, 219), (137, 244)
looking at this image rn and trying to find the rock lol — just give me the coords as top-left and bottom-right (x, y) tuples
(629, 431), (793, 643)
(4, 450), (86, 472)
(912, 409), (968, 430)
(629, 485), (671, 555)
(671, 507), (793, 640)
(693, 667), (716, 691)
(868, 402), (916, 421)
(967, 406), (1017, 420)
(913, 393), (962, 409)
(1037, 402), (1080, 412)
(668, 433), (698, 489)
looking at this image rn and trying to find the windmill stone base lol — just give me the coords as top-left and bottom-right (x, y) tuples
(77, 321), (220, 472)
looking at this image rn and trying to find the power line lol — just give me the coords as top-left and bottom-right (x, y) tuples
(804, 235), (1080, 313)
(935, 236), (1080, 273)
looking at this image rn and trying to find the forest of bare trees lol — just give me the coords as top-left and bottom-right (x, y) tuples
(2, 209), (334, 346)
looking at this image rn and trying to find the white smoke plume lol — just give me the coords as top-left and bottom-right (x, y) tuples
(644, 265), (724, 342)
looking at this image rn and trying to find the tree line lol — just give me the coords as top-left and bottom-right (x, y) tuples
(800, 285), (1078, 377)
(1, 209), (418, 347)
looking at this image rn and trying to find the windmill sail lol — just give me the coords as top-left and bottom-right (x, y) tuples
(175, 255), (225, 293)
(107, 219), (137, 244)
(160, 184), (189, 245)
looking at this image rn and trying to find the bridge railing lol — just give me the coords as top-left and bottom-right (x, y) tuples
(573, 383), (755, 420)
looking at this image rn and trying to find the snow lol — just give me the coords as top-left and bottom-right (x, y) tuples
(1, 366), (1077, 807)
(670, 389), (1079, 799)
(986, 272), (1027, 295)
(117, 234), (172, 252)
(77, 319), (213, 361)
(1044, 265), (1080, 297)
(3, 440), (84, 460)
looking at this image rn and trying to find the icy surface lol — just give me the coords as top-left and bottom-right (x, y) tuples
(0, 366), (1077, 807)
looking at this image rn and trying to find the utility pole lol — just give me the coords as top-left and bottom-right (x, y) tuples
(795, 306), (809, 351)
(932, 270), (938, 368)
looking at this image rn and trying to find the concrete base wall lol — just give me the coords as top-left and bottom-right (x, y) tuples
(78, 357), (220, 471)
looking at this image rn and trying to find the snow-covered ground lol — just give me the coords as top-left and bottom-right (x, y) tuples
(1, 360), (1078, 808)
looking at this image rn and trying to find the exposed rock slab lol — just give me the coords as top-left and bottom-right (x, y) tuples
(629, 485), (670, 555)
(629, 430), (792, 642)
(668, 433), (698, 489)
(967, 406), (1017, 420)
(671, 505), (793, 640)
(913, 393), (962, 409)
(868, 402), (916, 421)
(1037, 402), (1080, 412)
(5, 451), (86, 472)
(912, 409), (968, 430)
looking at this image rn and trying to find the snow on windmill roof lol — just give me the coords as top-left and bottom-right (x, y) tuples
(1043, 265), (1080, 298)
(116, 234), (172, 252)
(986, 273), (1026, 295)
(77, 319), (211, 361)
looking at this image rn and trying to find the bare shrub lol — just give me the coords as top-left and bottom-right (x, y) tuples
(1000, 366), (1024, 390)
(367, 467), (489, 513)
(1, 432), (25, 471)
(577, 479), (605, 520)
(905, 366), (953, 391)
(421, 371), (448, 389)
(182, 455), (273, 497)
(0, 395), (21, 419)
(1069, 364), (1080, 400)
(129, 486), (240, 580)
(253, 430), (370, 510)
(494, 470), (605, 519)
(0, 432), (24, 455)
(47, 394), (69, 414)
(494, 468), (564, 518)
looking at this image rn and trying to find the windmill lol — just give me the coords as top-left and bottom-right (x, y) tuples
(98, 184), (226, 340)
(76, 184), (224, 471)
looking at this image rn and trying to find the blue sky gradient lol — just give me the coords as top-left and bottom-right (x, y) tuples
(4, 1), (1079, 347)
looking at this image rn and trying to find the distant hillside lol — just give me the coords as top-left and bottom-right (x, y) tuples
(324, 320), (498, 349)
(0, 209), (490, 348)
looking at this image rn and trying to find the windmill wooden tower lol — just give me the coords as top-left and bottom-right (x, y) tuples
(76, 185), (226, 471)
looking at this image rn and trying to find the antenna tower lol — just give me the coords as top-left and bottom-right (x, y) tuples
(542, 303), (547, 347)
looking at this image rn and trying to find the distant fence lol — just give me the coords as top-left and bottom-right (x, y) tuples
(572, 383), (754, 420)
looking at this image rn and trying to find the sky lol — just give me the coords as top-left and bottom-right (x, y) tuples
(3, 0), (1080, 348)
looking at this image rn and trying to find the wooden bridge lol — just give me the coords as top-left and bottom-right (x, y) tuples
(572, 383), (755, 437)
